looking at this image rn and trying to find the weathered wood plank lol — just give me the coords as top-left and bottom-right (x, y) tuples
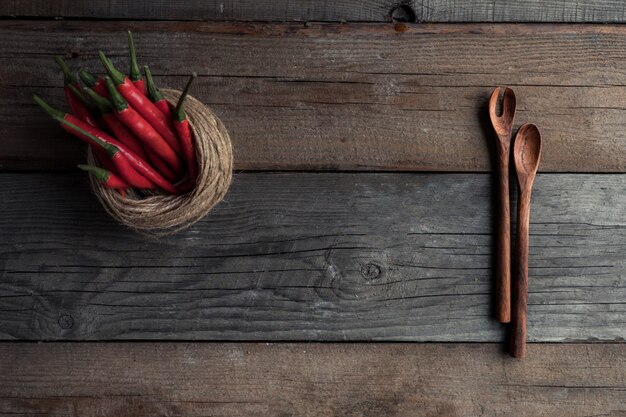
(3, 0), (626, 23)
(415, 1), (626, 22)
(2, 22), (626, 172)
(0, 1), (397, 22)
(1, 172), (624, 341)
(1, 342), (625, 416)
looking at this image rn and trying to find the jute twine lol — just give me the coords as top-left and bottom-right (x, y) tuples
(87, 89), (233, 236)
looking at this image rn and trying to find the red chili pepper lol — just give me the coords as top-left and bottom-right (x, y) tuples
(35, 94), (153, 188)
(54, 55), (99, 127)
(78, 164), (129, 189)
(88, 83), (178, 182)
(86, 90), (176, 185)
(104, 76), (183, 173)
(60, 117), (180, 192)
(99, 51), (182, 155)
(36, 94), (124, 151)
(65, 121), (177, 193)
(174, 72), (198, 183)
(127, 31), (145, 94)
(89, 83), (177, 182)
(34, 95), (177, 193)
(79, 69), (109, 98)
(84, 87), (148, 161)
(144, 65), (172, 119)
(68, 122), (155, 189)
(146, 152), (178, 182)
(174, 73), (198, 185)
(113, 146), (178, 192)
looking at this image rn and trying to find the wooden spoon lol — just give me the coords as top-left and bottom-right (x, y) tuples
(510, 123), (542, 359)
(488, 86), (516, 323)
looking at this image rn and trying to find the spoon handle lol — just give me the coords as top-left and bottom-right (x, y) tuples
(495, 142), (511, 323)
(511, 190), (531, 358)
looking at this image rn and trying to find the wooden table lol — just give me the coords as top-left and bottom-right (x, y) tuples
(1, 2), (625, 415)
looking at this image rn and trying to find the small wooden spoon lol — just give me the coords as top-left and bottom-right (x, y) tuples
(488, 86), (516, 323)
(510, 123), (542, 359)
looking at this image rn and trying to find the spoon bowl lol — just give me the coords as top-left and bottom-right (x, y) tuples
(513, 123), (542, 186)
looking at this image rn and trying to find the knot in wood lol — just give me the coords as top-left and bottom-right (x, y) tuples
(58, 314), (74, 330)
(390, 4), (416, 23)
(360, 263), (382, 280)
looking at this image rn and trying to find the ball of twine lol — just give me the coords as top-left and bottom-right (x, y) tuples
(87, 89), (233, 236)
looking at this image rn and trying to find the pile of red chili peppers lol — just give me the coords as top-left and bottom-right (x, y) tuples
(34, 31), (198, 196)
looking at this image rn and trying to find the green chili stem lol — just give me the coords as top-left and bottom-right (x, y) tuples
(79, 69), (99, 87)
(104, 76), (129, 112)
(54, 55), (78, 85)
(67, 84), (98, 113)
(78, 164), (110, 182)
(84, 87), (113, 114)
(33, 94), (65, 120)
(143, 65), (164, 102)
(127, 31), (142, 82)
(174, 72), (197, 122)
(58, 117), (118, 156)
(98, 51), (126, 85)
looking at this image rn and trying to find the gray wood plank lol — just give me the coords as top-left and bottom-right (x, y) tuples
(2, 342), (625, 416)
(0, 1), (397, 22)
(0, 172), (624, 341)
(414, 1), (626, 22)
(3, 1), (626, 22)
(2, 21), (626, 172)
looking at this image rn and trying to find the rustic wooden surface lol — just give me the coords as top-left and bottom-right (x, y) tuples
(1, 342), (625, 417)
(4, 0), (626, 23)
(2, 2), (626, 413)
(1, 172), (624, 341)
(3, 21), (626, 172)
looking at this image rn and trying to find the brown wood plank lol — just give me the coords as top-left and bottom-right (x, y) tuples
(3, 0), (626, 23)
(1, 342), (625, 416)
(1, 172), (624, 341)
(2, 21), (626, 172)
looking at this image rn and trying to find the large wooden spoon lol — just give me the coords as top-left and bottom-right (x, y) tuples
(489, 86), (516, 323)
(510, 123), (542, 358)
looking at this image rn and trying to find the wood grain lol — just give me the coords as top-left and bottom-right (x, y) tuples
(4, 0), (626, 23)
(414, 0), (626, 23)
(0, 1), (398, 22)
(2, 22), (626, 172)
(1, 172), (624, 341)
(1, 342), (625, 416)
